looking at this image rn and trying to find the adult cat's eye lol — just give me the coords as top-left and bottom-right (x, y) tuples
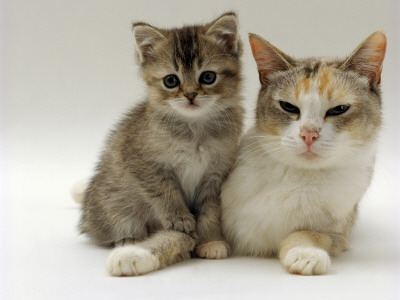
(279, 101), (300, 114)
(326, 105), (350, 117)
(199, 71), (217, 85)
(163, 75), (180, 88)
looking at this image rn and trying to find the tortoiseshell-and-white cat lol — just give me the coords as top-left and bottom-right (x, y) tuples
(222, 31), (386, 275)
(76, 13), (244, 276)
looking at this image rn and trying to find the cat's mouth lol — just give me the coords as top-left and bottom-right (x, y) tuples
(170, 96), (218, 117)
(299, 150), (321, 160)
(186, 102), (200, 109)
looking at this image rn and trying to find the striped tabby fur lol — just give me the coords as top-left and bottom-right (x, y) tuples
(79, 12), (244, 276)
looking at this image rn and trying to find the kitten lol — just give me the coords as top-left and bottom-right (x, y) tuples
(79, 12), (244, 276)
(221, 31), (386, 275)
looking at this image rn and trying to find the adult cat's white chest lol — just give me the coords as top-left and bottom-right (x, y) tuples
(221, 134), (375, 256)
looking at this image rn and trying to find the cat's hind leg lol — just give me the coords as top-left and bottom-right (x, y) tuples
(279, 231), (332, 275)
(106, 230), (195, 276)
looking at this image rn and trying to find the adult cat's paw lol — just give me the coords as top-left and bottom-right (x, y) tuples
(162, 213), (196, 234)
(196, 241), (229, 259)
(282, 246), (331, 275)
(106, 245), (160, 276)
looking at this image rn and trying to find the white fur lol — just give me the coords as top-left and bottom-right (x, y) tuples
(222, 126), (375, 256)
(283, 246), (331, 275)
(168, 94), (221, 119)
(106, 245), (160, 276)
(176, 144), (212, 202)
(70, 178), (90, 204)
(222, 122), (376, 257)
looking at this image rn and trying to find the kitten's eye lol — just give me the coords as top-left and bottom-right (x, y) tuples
(199, 71), (216, 85)
(163, 75), (180, 88)
(326, 105), (350, 117)
(279, 101), (300, 114)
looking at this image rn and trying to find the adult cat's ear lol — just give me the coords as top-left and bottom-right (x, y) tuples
(132, 22), (166, 63)
(206, 12), (240, 54)
(341, 31), (387, 86)
(249, 34), (293, 85)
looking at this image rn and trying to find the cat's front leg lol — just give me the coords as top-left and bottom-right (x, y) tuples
(141, 167), (195, 234)
(279, 231), (333, 275)
(195, 198), (229, 259)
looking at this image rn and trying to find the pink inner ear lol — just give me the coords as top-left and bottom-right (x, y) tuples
(347, 31), (387, 85)
(249, 35), (288, 84)
(368, 32), (387, 84)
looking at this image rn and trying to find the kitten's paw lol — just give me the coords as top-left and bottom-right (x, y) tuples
(282, 246), (331, 275)
(163, 213), (196, 234)
(196, 241), (229, 259)
(106, 245), (160, 276)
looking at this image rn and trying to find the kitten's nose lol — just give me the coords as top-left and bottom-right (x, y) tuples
(184, 92), (198, 103)
(300, 129), (319, 147)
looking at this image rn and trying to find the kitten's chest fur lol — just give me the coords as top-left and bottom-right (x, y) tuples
(162, 140), (212, 204)
(154, 127), (229, 207)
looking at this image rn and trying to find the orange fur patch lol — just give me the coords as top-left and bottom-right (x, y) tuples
(317, 68), (333, 98)
(296, 77), (313, 100)
(296, 67), (336, 101)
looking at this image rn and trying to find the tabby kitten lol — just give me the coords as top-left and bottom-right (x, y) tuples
(221, 31), (386, 275)
(79, 12), (244, 276)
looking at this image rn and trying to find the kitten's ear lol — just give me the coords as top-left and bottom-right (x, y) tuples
(340, 31), (387, 86)
(249, 34), (293, 85)
(132, 22), (166, 63)
(205, 12), (240, 54)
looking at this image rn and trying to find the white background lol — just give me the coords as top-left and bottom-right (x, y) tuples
(1, 0), (399, 299)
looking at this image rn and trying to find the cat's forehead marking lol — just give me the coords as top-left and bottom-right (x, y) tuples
(295, 77), (312, 99)
(296, 66), (335, 101)
(317, 67), (334, 99)
(173, 26), (200, 70)
(303, 62), (321, 78)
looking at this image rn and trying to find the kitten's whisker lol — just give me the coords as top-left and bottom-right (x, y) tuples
(211, 102), (237, 139)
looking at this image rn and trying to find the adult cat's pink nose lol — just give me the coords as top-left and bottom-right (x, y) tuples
(300, 129), (319, 147)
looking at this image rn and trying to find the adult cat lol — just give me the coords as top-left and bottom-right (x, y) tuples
(221, 31), (386, 275)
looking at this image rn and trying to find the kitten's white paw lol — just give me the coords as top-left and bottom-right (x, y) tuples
(196, 241), (229, 259)
(283, 246), (331, 275)
(106, 245), (160, 276)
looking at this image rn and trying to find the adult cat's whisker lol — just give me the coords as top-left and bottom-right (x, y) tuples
(239, 139), (283, 154)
